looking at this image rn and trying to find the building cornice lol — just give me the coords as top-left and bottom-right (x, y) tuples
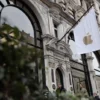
(40, 0), (76, 25)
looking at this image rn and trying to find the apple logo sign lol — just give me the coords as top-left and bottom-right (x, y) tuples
(83, 33), (93, 45)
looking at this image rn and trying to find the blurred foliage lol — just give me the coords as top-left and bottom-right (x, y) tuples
(0, 23), (94, 100)
(0, 23), (44, 100)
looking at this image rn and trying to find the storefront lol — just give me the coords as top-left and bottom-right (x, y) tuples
(0, 0), (45, 86)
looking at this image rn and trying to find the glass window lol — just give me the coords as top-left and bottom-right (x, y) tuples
(0, 0), (44, 84)
(51, 69), (54, 82)
(0, 0), (42, 48)
(54, 23), (58, 38)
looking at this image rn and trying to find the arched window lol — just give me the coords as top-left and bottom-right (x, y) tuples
(0, 0), (42, 49)
(0, 0), (44, 84)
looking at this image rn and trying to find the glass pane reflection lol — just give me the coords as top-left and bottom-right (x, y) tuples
(1, 6), (34, 38)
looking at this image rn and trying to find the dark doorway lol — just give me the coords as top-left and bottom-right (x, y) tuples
(56, 68), (64, 88)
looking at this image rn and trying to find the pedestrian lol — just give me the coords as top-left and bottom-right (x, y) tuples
(79, 83), (88, 96)
(93, 93), (100, 100)
(56, 84), (66, 97)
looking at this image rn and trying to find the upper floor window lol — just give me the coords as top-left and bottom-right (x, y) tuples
(53, 21), (58, 38)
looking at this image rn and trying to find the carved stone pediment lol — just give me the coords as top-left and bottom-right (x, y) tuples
(46, 38), (72, 59)
(57, 41), (72, 58)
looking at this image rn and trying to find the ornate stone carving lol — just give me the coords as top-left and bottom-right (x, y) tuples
(58, 0), (66, 11)
(49, 62), (55, 68)
(49, 7), (61, 22)
(46, 38), (57, 47)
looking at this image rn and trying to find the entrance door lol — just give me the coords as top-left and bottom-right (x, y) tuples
(56, 68), (64, 88)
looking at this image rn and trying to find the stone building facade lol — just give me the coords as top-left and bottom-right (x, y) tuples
(0, 0), (100, 96)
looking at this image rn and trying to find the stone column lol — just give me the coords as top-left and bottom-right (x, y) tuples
(86, 53), (97, 94)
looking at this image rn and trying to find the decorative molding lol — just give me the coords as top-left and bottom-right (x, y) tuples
(42, 34), (54, 39)
(48, 62), (55, 68)
(89, 70), (95, 74)
(42, 34), (72, 59)
(40, 0), (76, 25)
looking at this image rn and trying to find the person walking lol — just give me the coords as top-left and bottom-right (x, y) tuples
(56, 84), (66, 97)
(93, 93), (100, 100)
